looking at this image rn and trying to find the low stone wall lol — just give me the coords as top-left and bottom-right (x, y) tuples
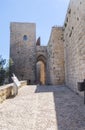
(0, 80), (27, 103)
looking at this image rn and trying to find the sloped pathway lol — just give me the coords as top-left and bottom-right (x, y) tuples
(0, 85), (85, 130)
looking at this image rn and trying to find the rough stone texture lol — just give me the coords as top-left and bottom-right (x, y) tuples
(10, 23), (65, 86)
(64, 0), (85, 96)
(36, 46), (47, 61)
(10, 23), (48, 84)
(10, 0), (85, 95)
(47, 27), (65, 85)
(10, 22), (36, 84)
(0, 81), (27, 103)
(0, 85), (12, 103)
(0, 85), (85, 130)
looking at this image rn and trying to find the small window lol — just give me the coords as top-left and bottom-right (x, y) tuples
(23, 35), (28, 41)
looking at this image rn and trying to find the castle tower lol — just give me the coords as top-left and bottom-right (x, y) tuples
(10, 22), (36, 84)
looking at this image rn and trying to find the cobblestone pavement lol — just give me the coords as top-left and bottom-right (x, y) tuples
(0, 85), (85, 130)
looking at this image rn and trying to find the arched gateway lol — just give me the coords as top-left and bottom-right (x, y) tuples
(36, 55), (46, 85)
(10, 22), (65, 85)
(36, 45), (47, 85)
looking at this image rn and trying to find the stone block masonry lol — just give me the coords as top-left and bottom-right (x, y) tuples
(64, 0), (85, 96)
(47, 27), (65, 85)
(10, 0), (85, 97)
(10, 22), (36, 84)
(0, 81), (27, 103)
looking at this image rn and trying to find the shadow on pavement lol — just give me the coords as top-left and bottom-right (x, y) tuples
(35, 85), (85, 130)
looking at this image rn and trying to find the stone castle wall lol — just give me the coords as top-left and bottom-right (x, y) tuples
(10, 23), (65, 85)
(47, 27), (65, 85)
(36, 46), (47, 61)
(64, 0), (85, 95)
(10, 22), (36, 84)
(10, 0), (85, 93)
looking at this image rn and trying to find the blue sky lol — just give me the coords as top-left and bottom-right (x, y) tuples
(0, 0), (70, 60)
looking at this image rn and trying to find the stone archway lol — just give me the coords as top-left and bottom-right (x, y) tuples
(36, 55), (46, 85)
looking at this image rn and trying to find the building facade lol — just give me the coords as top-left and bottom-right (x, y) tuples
(10, 0), (85, 97)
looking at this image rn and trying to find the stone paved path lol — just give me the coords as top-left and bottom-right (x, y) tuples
(0, 85), (85, 130)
